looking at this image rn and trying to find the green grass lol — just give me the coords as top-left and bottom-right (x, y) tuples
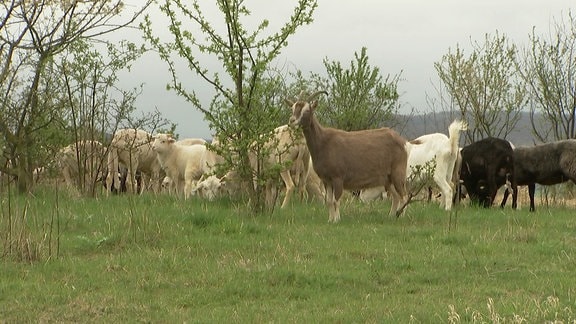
(1, 187), (576, 322)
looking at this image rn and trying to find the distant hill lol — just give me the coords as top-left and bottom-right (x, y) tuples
(394, 111), (542, 146)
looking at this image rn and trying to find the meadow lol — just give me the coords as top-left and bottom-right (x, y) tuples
(1, 186), (576, 323)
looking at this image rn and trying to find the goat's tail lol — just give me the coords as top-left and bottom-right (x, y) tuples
(448, 120), (468, 155)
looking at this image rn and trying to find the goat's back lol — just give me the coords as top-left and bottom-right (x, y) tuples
(311, 127), (407, 190)
(408, 133), (450, 169)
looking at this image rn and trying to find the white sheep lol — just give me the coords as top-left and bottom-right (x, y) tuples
(191, 174), (223, 201)
(106, 129), (163, 195)
(250, 124), (310, 208)
(152, 133), (210, 199)
(56, 140), (105, 190)
(176, 138), (207, 146)
(159, 137), (209, 194)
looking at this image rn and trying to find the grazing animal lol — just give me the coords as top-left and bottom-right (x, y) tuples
(360, 120), (467, 210)
(106, 129), (162, 195)
(500, 139), (576, 211)
(192, 175), (223, 201)
(160, 137), (210, 194)
(287, 91), (409, 223)
(56, 140), (105, 190)
(152, 133), (212, 199)
(250, 124), (310, 208)
(459, 137), (516, 208)
(176, 138), (207, 146)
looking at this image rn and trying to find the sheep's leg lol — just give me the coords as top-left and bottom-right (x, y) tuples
(183, 177), (192, 200)
(62, 166), (74, 189)
(306, 178), (325, 202)
(298, 156), (310, 200)
(126, 167), (135, 194)
(265, 179), (276, 208)
(150, 169), (160, 194)
(138, 173), (149, 195)
(177, 177), (186, 198)
(105, 149), (119, 196)
(501, 188), (510, 208)
(510, 178), (518, 210)
(528, 183), (536, 212)
(105, 172), (114, 196)
(126, 156), (138, 194)
(168, 179), (175, 195)
(280, 170), (295, 208)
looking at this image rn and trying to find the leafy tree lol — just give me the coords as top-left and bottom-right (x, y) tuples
(0, 0), (152, 193)
(520, 11), (576, 141)
(141, 0), (318, 212)
(294, 47), (401, 131)
(435, 33), (527, 143)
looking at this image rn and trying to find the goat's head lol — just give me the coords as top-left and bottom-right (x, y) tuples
(286, 91), (328, 127)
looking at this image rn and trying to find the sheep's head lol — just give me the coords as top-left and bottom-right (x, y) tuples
(193, 175), (223, 201)
(286, 91), (327, 127)
(152, 133), (175, 152)
(161, 176), (172, 189)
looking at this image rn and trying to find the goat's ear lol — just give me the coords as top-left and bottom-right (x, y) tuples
(310, 100), (319, 109)
(284, 98), (295, 107)
(168, 138), (176, 144)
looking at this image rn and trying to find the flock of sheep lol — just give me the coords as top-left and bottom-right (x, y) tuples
(54, 119), (325, 206)
(50, 91), (576, 222)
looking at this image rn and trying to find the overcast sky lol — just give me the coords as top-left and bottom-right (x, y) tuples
(119, 0), (575, 139)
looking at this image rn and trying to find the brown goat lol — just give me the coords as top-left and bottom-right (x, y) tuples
(286, 91), (409, 222)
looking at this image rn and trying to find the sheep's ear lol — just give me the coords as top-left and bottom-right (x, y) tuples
(168, 138), (176, 143)
(284, 98), (295, 107)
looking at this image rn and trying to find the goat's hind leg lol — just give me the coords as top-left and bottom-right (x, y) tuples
(389, 175), (408, 217)
(386, 184), (401, 217)
(435, 176), (453, 211)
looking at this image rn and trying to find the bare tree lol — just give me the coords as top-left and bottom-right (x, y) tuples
(519, 11), (576, 141)
(434, 32), (527, 143)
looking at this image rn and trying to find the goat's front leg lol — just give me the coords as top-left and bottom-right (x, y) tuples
(324, 183), (340, 223)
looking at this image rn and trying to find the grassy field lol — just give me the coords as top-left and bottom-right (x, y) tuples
(1, 186), (576, 322)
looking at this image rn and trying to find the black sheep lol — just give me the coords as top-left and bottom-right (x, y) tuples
(501, 140), (576, 211)
(459, 137), (516, 208)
